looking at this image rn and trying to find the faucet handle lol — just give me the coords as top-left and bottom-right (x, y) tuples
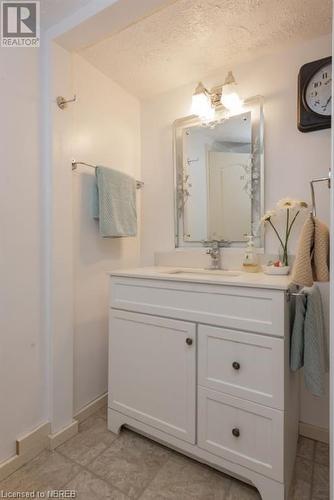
(202, 239), (229, 248)
(221, 239), (231, 248)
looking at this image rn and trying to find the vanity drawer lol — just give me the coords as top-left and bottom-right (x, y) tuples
(110, 277), (286, 336)
(198, 325), (284, 409)
(197, 387), (284, 481)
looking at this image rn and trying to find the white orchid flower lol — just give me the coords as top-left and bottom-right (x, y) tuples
(276, 198), (308, 210)
(260, 210), (276, 224)
(296, 200), (308, 209)
(276, 198), (298, 210)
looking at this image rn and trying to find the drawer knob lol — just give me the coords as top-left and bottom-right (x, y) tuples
(232, 428), (240, 438)
(232, 361), (240, 370)
(186, 338), (193, 346)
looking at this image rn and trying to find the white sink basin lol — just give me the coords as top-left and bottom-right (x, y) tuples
(163, 268), (241, 277)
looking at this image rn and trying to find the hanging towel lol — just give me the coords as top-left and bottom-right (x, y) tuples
(290, 285), (328, 396)
(290, 293), (307, 371)
(292, 214), (329, 286)
(94, 166), (137, 238)
(313, 218), (330, 281)
(291, 215), (314, 286)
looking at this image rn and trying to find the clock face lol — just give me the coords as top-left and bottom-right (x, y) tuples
(305, 63), (332, 116)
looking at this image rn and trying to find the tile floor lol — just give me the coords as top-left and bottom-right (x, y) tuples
(0, 407), (329, 500)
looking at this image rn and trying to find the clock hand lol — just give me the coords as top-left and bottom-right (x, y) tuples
(324, 78), (332, 85)
(322, 95), (332, 111)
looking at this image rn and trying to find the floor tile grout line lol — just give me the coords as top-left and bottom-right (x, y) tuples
(95, 407), (235, 498)
(208, 471), (234, 498)
(313, 452), (330, 467)
(0, 449), (80, 492)
(57, 415), (123, 468)
(136, 453), (180, 500)
(57, 420), (176, 499)
(309, 455), (315, 500)
(56, 422), (172, 499)
(55, 447), (132, 499)
(136, 449), (237, 499)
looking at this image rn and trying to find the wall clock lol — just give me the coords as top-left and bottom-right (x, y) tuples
(297, 56), (332, 132)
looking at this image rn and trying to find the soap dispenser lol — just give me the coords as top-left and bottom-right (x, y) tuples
(242, 235), (259, 273)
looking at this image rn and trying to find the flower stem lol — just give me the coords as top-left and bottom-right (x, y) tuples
(282, 209), (290, 266)
(287, 210), (300, 240)
(282, 209), (301, 266)
(268, 220), (285, 250)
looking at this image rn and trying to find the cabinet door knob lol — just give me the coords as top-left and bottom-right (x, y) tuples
(232, 428), (240, 437)
(232, 361), (240, 370)
(186, 338), (193, 346)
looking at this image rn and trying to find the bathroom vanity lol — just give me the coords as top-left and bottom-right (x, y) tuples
(108, 267), (298, 500)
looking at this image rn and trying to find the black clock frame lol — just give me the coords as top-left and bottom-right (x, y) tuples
(297, 56), (332, 133)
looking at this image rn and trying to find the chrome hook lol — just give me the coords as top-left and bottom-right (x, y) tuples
(57, 95), (77, 110)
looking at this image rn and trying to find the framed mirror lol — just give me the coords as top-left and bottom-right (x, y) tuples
(174, 96), (264, 248)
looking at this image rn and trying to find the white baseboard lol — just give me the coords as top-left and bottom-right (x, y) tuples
(74, 393), (107, 424)
(0, 419), (79, 480)
(0, 395), (108, 481)
(48, 420), (78, 451)
(0, 422), (51, 482)
(299, 422), (329, 444)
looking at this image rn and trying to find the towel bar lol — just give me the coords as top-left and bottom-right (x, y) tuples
(287, 290), (304, 300)
(310, 173), (331, 216)
(71, 160), (144, 189)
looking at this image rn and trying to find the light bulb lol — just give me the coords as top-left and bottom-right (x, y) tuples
(191, 82), (215, 122)
(221, 90), (244, 114)
(220, 72), (244, 114)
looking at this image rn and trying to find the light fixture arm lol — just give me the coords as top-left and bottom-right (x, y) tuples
(210, 84), (223, 107)
(223, 71), (236, 86)
(193, 81), (210, 97)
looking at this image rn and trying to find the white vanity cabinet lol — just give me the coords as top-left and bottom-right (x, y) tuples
(108, 270), (298, 500)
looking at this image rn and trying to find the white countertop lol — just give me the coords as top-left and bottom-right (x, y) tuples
(109, 266), (292, 290)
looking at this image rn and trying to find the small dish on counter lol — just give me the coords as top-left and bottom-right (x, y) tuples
(262, 265), (290, 275)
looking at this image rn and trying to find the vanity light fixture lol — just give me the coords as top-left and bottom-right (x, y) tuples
(191, 71), (244, 122)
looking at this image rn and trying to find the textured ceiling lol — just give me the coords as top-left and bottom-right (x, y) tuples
(79, 0), (332, 98)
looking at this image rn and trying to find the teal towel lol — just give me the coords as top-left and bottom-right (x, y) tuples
(290, 285), (328, 396)
(94, 166), (137, 238)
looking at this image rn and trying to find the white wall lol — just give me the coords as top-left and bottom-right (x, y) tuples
(0, 48), (45, 462)
(140, 34), (331, 431)
(50, 42), (75, 433)
(71, 54), (141, 413)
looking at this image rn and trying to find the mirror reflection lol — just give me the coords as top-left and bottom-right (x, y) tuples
(174, 98), (264, 247)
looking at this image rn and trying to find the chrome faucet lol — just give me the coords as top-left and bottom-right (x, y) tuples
(203, 240), (230, 270)
(206, 240), (220, 269)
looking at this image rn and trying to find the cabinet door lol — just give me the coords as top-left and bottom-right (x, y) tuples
(109, 310), (196, 443)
